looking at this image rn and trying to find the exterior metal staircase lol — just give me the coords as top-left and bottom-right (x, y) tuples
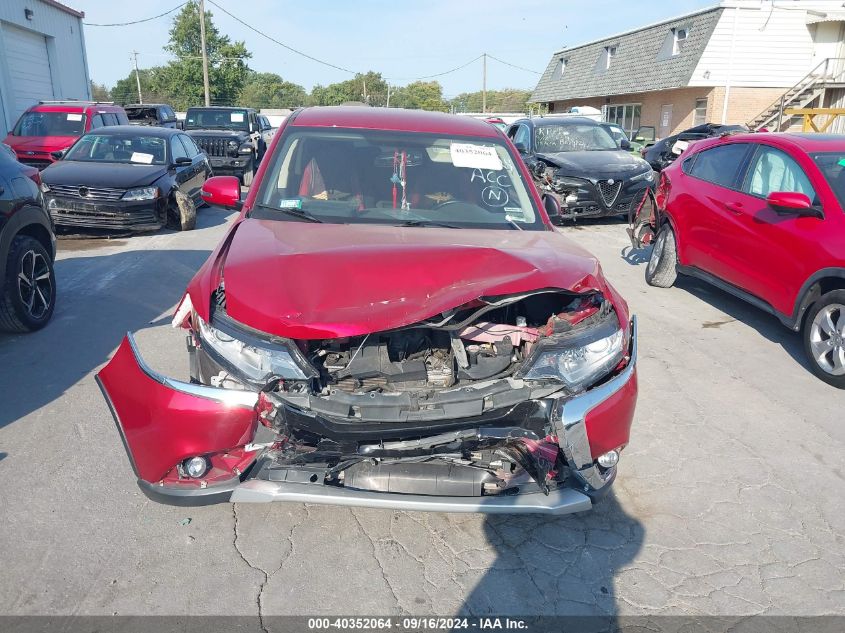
(747, 58), (845, 131)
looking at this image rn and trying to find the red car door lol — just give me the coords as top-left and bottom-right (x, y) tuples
(716, 142), (831, 317)
(671, 142), (754, 280)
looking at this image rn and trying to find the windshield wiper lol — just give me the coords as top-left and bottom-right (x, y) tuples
(396, 219), (462, 229)
(253, 203), (322, 223)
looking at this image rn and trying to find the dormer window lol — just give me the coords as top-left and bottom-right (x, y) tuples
(553, 57), (567, 81)
(604, 45), (617, 69)
(672, 27), (688, 55)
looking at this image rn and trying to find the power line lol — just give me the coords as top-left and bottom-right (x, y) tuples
(386, 56), (483, 82)
(206, 0), (357, 74)
(486, 54), (542, 75)
(84, 2), (187, 27)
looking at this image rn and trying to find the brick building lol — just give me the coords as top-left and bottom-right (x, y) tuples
(530, 0), (845, 137)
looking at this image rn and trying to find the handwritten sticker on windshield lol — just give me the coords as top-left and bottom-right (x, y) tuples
(450, 143), (503, 171)
(66, 114), (82, 121)
(130, 152), (154, 164)
(230, 112), (245, 123)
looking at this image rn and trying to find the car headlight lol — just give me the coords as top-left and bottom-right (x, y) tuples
(238, 144), (253, 154)
(521, 318), (625, 391)
(196, 314), (312, 382)
(630, 169), (655, 183)
(39, 182), (50, 193)
(122, 187), (159, 201)
(554, 176), (586, 189)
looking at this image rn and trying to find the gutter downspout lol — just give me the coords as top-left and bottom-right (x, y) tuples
(721, 5), (740, 124)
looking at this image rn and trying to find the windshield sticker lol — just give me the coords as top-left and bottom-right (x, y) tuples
(838, 158), (845, 167)
(66, 113), (83, 121)
(230, 112), (245, 123)
(130, 152), (154, 164)
(278, 198), (303, 209)
(450, 143), (503, 171)
(505, 207), (526, 221)
(481, 186), (509, 207)
(470, 168), (511, 188)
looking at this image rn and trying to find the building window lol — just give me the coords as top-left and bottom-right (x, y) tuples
(553, 57), (567, 81)
(694, 98), (708, 125)
(604, 45), (617, 70)
(604, 103), (641, 137)
(672, 27), (688, 55)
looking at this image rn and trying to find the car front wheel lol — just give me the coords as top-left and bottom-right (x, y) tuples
(803, 290), (845, 389)
(645, 223), (678, 288)
(0, 235), (56, 332)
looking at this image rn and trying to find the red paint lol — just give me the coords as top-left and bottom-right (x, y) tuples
(660, 133), (845, 319)
(584, 365), (638, 458)
(98, 336), (257, 483)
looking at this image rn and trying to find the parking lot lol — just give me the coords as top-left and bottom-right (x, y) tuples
(0, 206), (843, 622)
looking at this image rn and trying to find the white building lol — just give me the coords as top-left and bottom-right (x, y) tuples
(0, 0), (91, 138)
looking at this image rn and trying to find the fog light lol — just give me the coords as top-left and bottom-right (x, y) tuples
(597, 450), (619, 468)
(184, 456), (210, 479)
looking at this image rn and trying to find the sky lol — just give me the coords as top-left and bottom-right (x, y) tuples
(79, 0), (717, 97)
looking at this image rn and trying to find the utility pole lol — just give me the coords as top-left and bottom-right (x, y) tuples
(482, 53), (487, 113)
(198, 0), (211, 106)
(386, 84), (392, 108)
(131, 50), (143, 104)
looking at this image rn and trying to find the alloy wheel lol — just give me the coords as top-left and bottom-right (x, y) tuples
(17, 250), (52, 320)
(809, 303), (845, 376)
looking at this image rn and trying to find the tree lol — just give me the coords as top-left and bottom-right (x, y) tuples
(239, 72), (306, 109)
(309, 72), (388, 106)
(448, 89), (532, 113)
(398, 81), (447, 111)
(90, 81), (110, 102)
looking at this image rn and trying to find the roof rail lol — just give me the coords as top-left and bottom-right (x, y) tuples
(38, 100), (115, 105)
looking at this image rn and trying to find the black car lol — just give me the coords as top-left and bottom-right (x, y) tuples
(507, 117), (654, 221)
(41, 126), (211, 232)
(183, 106), (266, 186)
(124, 104), (179, 129)
(643, 122), (749, 171)
(0, 144), (56, 332)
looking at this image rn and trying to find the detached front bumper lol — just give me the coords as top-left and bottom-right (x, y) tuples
(46, 195), (166, 231)
(97, 319), (637, 514)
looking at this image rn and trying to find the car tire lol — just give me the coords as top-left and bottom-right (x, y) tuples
(645, 223), (678, 288)
(168, 191), (196, 231)
(802, 290), (845, 389)
(0, 235), (56, 333)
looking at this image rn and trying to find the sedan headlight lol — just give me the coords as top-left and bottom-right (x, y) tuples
(630, 169), (655, 183)
(196, 315), (311, 382)
(122, 186), (159, 201)
(521, 319), (625, 391)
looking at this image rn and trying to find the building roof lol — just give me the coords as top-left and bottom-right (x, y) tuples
(291, 106), (500, 138)
(40, 0), (85, 19)
(530, 6), (723, 103)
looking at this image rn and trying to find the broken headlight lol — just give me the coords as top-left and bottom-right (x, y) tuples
(195, 314), (311, 382)
(122, 187), (159, 201)
(520, 319), (625, 391)
(629, 168), (655, 183)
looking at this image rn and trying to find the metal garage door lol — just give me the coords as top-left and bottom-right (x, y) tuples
(3, 23), (54, 120)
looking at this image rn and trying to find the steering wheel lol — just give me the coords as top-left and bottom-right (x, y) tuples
(431, 199), (463, 211)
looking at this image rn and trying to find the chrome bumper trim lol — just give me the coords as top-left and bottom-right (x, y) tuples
(554, 316), (638, 491)
(230, 480), (593, 515)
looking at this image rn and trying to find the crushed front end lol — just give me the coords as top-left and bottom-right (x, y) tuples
(98, 288), (637, 514)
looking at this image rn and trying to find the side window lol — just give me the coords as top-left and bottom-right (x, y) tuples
(179, 134), (200, 158)
(513, 125), (530, 149)
(115, 111), (129, 125)
(681, 155), (697, 174)
(744, 146), (816, 200)
(102, 113), (119, 126)
(171, 136), (189, 162)
(90, 114), (105, 129)
(688, 144), (750, 189)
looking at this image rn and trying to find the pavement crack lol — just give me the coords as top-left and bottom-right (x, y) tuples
(232, 503), (271, 633)
(349, 508), (404, 613)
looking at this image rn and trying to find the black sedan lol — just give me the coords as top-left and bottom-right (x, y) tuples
(41, 126), (211, 232)
(507, 117), (654, 221)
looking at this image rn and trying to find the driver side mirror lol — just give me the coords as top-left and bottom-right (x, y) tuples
(514, 141), (528, 154)
(542, 192), (561, 223)
(620, 138), (631, 151)
(50, 150), (65, 161)
(173, 156), (192, 166)
(766, 191), (823, 218)
(201, 176), (242, 209)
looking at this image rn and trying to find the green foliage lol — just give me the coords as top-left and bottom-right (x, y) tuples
(90, 81), (110, 102)
(238, 72), (307, 109)
(309, 72), (389, 106)
(448, 89), (532, 113)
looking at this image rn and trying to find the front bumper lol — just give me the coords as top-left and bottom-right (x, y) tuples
(46, 195), (166, 231)
(549, 179), (653, 221)
(97, 319), (637, 514)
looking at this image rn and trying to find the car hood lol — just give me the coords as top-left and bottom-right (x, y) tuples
(42, 161), (167, 188)
(537, 150), (650, 178)
(4, 135), (78, 154)
(201, 219), (614, 340)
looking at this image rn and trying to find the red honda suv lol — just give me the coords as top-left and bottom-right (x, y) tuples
(631, 133), (845, 388)
(3, 101), (129, 170)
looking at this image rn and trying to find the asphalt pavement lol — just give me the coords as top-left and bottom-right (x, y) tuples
(0, 208), (842, 624)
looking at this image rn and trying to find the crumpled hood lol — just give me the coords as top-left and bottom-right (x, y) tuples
(537, 150), (650, 178)
(207, 219), (613, 339)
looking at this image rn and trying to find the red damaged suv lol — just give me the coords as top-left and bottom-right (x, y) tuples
(97, 107), (638, 513)
(631, 133), (845, 388)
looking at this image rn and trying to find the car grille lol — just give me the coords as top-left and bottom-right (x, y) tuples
(49, 201), (160, 229)
(596, 180), (623, 207)
(193, 136), (229, 157)
(20, 159), (52, 170)
(48, 184), (126, 201)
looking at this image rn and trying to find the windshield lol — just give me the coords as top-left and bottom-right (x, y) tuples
(185, 108), (248, 131)
(812, 152), (845, 210)
(603, 125), (628, 145)
(534, 123), (617, 153)
(12, 111), (86, 137)
(254, 128), (543, 230)
(64, 133), (168, 165)
(126, 107), (158, 122)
